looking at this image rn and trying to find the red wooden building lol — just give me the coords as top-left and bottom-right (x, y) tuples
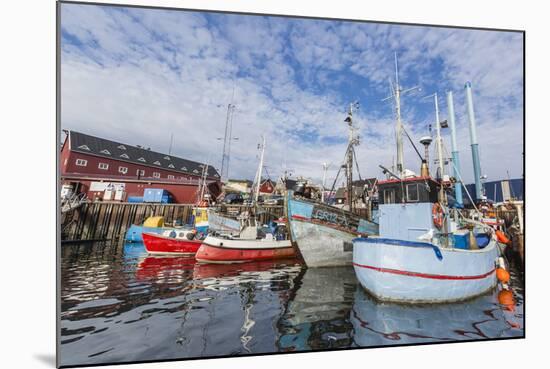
(60, 130), (222, 204)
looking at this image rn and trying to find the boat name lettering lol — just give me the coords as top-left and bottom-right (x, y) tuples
(312, 209), (349, 227)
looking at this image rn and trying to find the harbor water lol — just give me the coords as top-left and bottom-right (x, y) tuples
(60, 242), (524, 367)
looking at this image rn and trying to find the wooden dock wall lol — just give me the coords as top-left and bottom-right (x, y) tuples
(61, 202), (285, 242)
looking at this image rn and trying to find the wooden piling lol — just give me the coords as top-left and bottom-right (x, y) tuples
(61, 202), (284, 242)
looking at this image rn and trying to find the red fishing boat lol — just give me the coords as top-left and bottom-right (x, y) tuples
(142, 230), (203, 255)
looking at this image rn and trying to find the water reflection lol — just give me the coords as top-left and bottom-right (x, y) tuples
(59, 242), (524, 367)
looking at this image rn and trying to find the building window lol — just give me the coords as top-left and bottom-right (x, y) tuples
(181, 167), (187, 171)
(118, 145), (126, 150)
(75, 159), (87, 166)
(153, 161), (161, 165)
(98, 163), (109, 170)
(406, 183), (419, 202)
(383, 189), (395, 204)
(77, 145), (90, 151)
(164, 156), (171, 160)
(120, 153), (130, 159)
(168, 175), (175, 180)
(153, 172), (160, 178)
(138, 157), (146, 162)
(119, 166), (128, 174)
(137, 169), (145, 177)
(100, 149), (111, 155)
(168, 164), (175, 168)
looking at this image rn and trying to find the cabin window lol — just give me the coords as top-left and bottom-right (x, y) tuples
(168, 175), (175, 180)
(75, 159), (87, 166)
(153, 172), (160, 178)
(383, 189), (395, 204)
(119, 166), (128, 174)
(406, 183), (419, 202)
(98, 163), (109, 170)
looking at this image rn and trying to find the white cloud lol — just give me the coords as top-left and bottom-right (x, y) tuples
(60, 3), (523, 186)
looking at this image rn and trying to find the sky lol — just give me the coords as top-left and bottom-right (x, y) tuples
(60, 2), (524, 186)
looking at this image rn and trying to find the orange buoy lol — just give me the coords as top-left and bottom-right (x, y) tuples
(496, 268), (511, 283)
(496, 230), (510, 244)
(498, 289), (515, 307)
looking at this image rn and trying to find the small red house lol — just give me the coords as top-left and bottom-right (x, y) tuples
(60, 130), (221, 203)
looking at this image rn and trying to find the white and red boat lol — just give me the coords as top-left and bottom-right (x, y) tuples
(195, 225), (295, 264)
(142, 229), (203, 255)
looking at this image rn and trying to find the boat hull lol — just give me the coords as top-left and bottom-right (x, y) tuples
(289, 216), (356, 267)
(142, 232), (202, 255)
(352, 237), (499, 303)
(196, 236), (295, 264)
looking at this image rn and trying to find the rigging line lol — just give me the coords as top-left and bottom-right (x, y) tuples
(402, 125), (424, 161)
(352, 146), (363, 181)
(441, 141), (481, 216)
(328, 147), (349, 198)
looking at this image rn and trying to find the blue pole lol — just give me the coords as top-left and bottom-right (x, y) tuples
(446, 91), (463, 207)
(465, 82), (482, 201)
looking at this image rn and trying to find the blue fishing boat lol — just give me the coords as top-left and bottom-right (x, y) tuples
(286, 102), (378, 267)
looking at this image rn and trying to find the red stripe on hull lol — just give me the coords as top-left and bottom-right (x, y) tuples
(352, 262), (496, 280)
(196, 243), (296, 264)
(142, 232), (202, 255)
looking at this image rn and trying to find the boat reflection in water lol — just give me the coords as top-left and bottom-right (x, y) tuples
(350, 283), (524, 347)
(60, 242), (523, 367)
(277, 266), (357, 351)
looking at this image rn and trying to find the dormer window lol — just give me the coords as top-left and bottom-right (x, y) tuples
(168, 164), (175, 169)
(193, 169), (199, 174)
(164, 156), (171, 160)
(120, 153), (130, 159)
(118, 145), (126, 150)
(153, 161), (161, 165)
(77, 145), (90, 151)
(138, 157), (146, 162)
(100, 149), (111, 155)
(181, 167), (187, 171)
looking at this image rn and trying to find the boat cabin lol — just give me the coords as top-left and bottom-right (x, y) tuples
(377, 176), (442, 242)
(378, 176), (439, 205)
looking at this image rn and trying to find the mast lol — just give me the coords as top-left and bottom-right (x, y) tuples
(220, 103), (236, 182)
(321, 162), (329, 203)
(384, 53), (419, 177)
(433, 93), (444, 180)
(344, 102), (359, 212)
(394, 54), (405, 176)
(254, 135), (266, 204)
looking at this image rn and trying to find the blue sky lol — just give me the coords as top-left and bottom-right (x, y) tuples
(60, 3), (524, 185)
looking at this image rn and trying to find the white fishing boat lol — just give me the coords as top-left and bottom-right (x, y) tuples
(352, 55), (505, 303)
(352, 177), (500, 303)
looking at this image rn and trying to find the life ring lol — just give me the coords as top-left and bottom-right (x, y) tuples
(432, 202), (444, 229)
